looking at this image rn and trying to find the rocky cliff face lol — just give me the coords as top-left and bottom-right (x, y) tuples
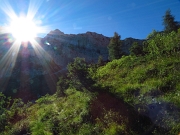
(122, 37), (144, 54)
(41, 29), (110, 67)
(41, 29), (144, 68)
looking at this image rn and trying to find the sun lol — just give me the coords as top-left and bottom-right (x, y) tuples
(9, 17), (39, 42)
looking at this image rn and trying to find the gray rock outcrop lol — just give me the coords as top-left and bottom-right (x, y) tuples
(41, 29), (144, 68)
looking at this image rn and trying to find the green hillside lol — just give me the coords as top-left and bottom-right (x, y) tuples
(94, 29), (180, 134)
(1, 29), (180, 135)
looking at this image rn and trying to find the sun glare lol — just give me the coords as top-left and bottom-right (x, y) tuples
(9, 17), (39, 42)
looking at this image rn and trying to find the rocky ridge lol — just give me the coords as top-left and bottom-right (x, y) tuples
(41, 29), (144, 67)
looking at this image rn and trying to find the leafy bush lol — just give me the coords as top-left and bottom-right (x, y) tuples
(145, 29), (180, 57)
(67, 57), (95, 90)
(130, 42), (143, 56)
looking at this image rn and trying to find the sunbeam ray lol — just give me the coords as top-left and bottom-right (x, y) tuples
(27, 0), (44, 20)
(30, 39), (60, 93)
(0, 0), (17, 21)
(0, 40), (21, 92)
(0, 0), (58, 96)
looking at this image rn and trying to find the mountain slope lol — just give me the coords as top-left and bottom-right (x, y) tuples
(94, 30), (180, 134)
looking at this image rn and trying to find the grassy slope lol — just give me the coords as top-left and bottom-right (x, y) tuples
(2, 89), (93, 135)
(96, 54), (180, 106)
(2, 57), (179, 134)
(94, 33), (180, 133)
(92, 30), (180, 134)
(1, 88), (132, 135)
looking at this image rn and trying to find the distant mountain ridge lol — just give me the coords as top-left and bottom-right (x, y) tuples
(41, 29), (144, 68)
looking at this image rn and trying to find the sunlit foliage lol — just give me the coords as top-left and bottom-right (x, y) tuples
(95, 29), (180, 134)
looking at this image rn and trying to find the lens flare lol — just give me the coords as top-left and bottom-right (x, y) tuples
(0, 0), (59, 97)
(8, 17), (39, 42)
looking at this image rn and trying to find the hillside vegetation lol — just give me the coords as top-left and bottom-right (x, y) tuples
(0, 29), (180, 135)
(96, 30), (180, 106)
(94, 29), (180, 134)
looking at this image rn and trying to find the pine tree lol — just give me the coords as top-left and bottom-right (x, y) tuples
(107, 32), (122, 61)
(163, 9), (179, 33)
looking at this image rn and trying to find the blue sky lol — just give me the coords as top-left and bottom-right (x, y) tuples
(0, 0), (180, 39)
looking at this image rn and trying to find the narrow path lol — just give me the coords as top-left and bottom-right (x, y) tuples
(90, 92), (130, 122)
(90, 91), (160, 134)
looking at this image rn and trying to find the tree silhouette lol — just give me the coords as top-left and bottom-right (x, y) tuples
(107, 32), (122, 61)
(163, 9), (179, 33)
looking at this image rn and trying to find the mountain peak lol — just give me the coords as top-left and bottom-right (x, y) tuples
(49, 29), (64, 35)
